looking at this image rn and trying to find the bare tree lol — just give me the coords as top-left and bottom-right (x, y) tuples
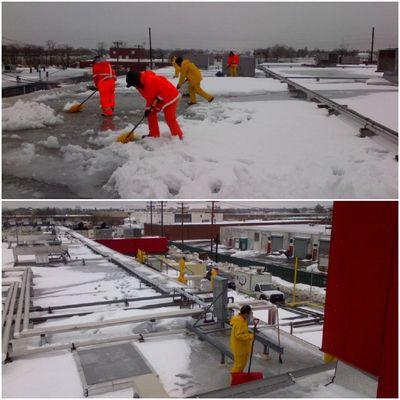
(45, 40), (57, 66)
(60, 44), (73, 68)
(95, 41), (108, 57)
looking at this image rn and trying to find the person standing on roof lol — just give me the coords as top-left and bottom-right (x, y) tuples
(175, 56), (214, 106)
(92, 56), (116, 117)
(230, 305), (254, 373)
(171, 55), (180, 79)
(126, 70), (184, 140)
(227, 51), (240, 77)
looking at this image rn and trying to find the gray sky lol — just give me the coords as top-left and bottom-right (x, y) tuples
(2, 2), (397, 51)
(2, 201), (332, 210)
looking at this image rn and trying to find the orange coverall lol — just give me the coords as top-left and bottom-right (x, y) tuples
(92, 59), (116, 116)
(227, 54), (240, 77)
(137, 71), (184, 139)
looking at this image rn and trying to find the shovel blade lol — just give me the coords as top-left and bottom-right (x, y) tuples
(117, 131), (135, 144)
(67, 104), (85, 113)
(231, 372), (263, 386)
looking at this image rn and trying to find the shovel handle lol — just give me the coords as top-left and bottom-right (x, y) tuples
(125, 107), (152, 142)
(79, 90), (97, 106)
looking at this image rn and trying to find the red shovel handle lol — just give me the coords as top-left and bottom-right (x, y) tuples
(253, 318), (260, 328)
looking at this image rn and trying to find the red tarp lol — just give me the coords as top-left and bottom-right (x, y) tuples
(321, 201), (398, 398)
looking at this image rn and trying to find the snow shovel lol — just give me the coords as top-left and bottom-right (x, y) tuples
(248, 317), (260, 373)
(65, 90), (97, 113)
(116, 109), (151, 144)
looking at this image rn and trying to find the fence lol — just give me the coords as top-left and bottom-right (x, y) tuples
(170, 242), (327, 288)
(2, 82), (60, 98)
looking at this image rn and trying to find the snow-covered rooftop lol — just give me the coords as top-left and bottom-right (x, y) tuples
(2, 66), (397, 199)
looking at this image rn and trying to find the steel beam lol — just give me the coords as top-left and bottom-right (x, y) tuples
(13, 269), (28, 337)
(2, 282), (18, 362)
(22, 269), (31, 331)
(186, 321), (233, 360)
(174, 288), (209, 309)
(195, 362), (335, 397)
(19, 308), (203, 338)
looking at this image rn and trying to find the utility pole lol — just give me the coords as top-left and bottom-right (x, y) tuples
(370, 27), (375, 65)
(180, 202), (184, 246)
(148, 28), (153, 70)
(113, 41), (123, 74)
(149, 201), (153, 235)
(160, 201), (164, 237)
(215, 233), (219, 263)
(210, 201), (215, 253)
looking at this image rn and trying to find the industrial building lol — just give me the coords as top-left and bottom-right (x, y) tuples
(220, 224), (331, 262)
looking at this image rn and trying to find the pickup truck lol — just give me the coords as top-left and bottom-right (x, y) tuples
(254, 283), (285, 303)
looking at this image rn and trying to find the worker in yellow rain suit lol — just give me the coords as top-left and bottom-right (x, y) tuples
(210, 267), (219, 288)
(178, 257), (187, 284)
(230, 305), (254, 373)
(175, 56), (214, 105)
(171, 56), (180, 78)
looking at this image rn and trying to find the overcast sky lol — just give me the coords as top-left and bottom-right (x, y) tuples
(2, 201), (333, 210)
(2, 2), (397, 51)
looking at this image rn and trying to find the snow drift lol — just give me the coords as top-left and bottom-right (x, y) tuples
(3, 100), (63, 131)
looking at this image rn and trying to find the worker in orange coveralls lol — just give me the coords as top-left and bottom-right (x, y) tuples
(227, 51), (240, 77)
(126, 70), (184, 140)
(92, 56), (116, 117)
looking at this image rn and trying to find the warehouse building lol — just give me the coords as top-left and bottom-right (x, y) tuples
(220, 224), (331, 262)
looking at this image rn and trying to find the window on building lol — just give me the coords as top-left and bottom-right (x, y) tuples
(254, 232), (260, 242)
(174, 214), (192, 223)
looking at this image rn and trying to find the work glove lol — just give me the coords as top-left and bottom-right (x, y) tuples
(144, 109), (151, 117)
(87, 85), (97, 91)
(176, 84), (181, 90)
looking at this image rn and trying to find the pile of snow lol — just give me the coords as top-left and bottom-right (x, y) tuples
(39, 136), (60, 149)
(2, 100), (63, 131)
(305, 263), (321, 273)
(272, 276), (326, 303)
(231, 250), (263, 258)
(34, 91), (65, 101)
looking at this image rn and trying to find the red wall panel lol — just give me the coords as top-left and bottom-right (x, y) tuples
(96, 237), (168, 255)
(321, 201), (397, 397)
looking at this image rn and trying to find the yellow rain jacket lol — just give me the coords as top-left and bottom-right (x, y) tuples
(230, 314), (254, 373)
(178, 60), (202, 87)
(178, 258), (187, 284)
(171, 56), (180, 78)
(230, 314), (254, 356)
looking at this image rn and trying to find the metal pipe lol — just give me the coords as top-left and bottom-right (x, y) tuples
(34, 294), (173, 312)
(174, 288), (209, 308)
(2, 284), (14, 326)
(2, 282), (18, 362)
(30, 300), (179, 323)
(19, 308), (203, 338)
(13, 269), (28, 337)
(11, 328), (187, 359)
